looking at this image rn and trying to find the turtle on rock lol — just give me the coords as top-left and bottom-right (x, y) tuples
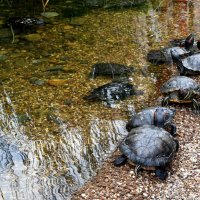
(114, 125), (179, 180)
(147, 33), (198, 65)
(161, 76), (200, 112)
(126, 106), (176, 135)
(175, 53), (200, 75)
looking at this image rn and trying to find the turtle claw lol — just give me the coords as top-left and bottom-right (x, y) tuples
(192, 99), (200, 114)
(161, 96), (170, 107)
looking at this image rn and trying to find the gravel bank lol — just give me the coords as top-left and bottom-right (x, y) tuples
(72, 107), (200, 199)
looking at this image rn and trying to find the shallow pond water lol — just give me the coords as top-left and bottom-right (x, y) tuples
(0, 0), (200, 199)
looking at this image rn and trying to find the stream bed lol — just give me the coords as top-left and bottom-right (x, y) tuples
(0, 0), (199, 199)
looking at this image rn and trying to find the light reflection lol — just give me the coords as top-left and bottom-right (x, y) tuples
(0, 0), (199, 198)
(0, 90), (127, 199)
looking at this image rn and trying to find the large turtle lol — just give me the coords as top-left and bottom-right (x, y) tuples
(84, 80), (142, 107)
(160, 76), (200, 112)
(176, 53), (200, 75)
(89, 63), (134, 79)
(126, 106), (176, 135)
(114, 125), (179, 180)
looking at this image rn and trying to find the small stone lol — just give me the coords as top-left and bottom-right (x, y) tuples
(23, 33), (42, 42)
(41, 12), (59, 18)
(81, 193), (86, 198)
(47, 79), (67, 86)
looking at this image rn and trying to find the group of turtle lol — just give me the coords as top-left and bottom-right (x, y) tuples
(83, 34), (200, 180)
(112, 33), (200, 180)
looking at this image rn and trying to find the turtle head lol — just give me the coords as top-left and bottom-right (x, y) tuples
(197, 40), (200, 50)
(154, 107), (175, 127)
(193, 86), (200, 97)
(184, 33), (194, 50)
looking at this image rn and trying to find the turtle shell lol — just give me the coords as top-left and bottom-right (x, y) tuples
(169, 47), (189, 60)
(119, 125), (177, 167)
(126, 107), (175, 131)
(160, 76), (199, 94)
(180, 54), (200, 71)
(84, 81), (137, 103)
(90, 63), (134, 78)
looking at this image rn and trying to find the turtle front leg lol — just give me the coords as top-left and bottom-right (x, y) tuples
(134, 164), (141, 176)
(155, 166), (168, 180)
(161, 96), (170, 107)
(89, 67), (96, 79)
(192, 98), (200, 113)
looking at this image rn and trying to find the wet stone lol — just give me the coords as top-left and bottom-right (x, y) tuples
(41, 12), (59, 18)
(0, 28), (13, 38)
(64, 99), (73, 106)
(29, 77), (45, 86)
(22, 33), (42, 42)
(0, 54), (7, 61)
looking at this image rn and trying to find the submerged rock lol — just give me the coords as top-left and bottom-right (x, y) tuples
(41, 12), (59, 18)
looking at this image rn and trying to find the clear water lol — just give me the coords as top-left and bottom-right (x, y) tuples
(0, 0), (199, 199)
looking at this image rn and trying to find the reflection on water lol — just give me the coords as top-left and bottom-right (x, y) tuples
(0, 0), (200, 199)
(0, 90), (127, 199)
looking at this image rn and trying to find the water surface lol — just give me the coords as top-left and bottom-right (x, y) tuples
(0, 0), (199, 199)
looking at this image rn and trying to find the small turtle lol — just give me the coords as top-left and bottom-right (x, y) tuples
(89, 63), (134, 79)
(160, 76), (200, 112)
(6, 17), (44, 28)
(170, 33), (194, 50)
(176, 53), (200, 75)
(83, 80), (142, 106)
(114, 125), (179, 180)
(126, 106), (176, 135)
(147, 47), (189, 65)
(147, 34), (196, 65)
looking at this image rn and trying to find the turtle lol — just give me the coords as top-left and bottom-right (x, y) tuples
(126, 106), (176, 135)
(4, 17), (44, 36)
(113, 125), (179, 180)
(170, 33), (194, 50)
(160, 76), (200, 112)
(147, 46), (190, 65)
(175, 53), (200, 75)
(89, 63), (134, 79)
(83, 80), (143, 107)
(5, 17), (44, 28)
(147, 34), (196, 65)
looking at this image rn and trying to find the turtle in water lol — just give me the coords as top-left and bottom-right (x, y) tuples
(175, 53), (200, 75)
(161, 76), (200, 112)
(114, 125), (179, 180)
(126, 106), (176, 135)
(89, 63), (134, 79)
(5, 17), (44, 28)
(3, 16), (44, 43)
(83, 80), (143, 107)
(147, 34), (196, 65)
